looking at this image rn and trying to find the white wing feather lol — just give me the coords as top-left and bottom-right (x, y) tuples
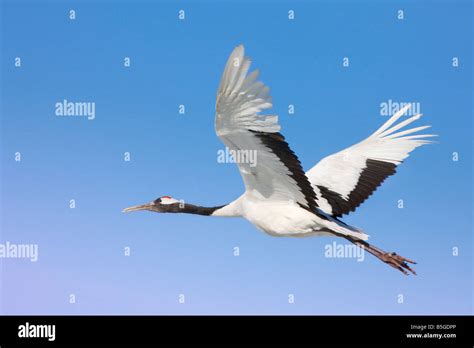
(306, 104), (436, 216)
(215, 45), (317, 209)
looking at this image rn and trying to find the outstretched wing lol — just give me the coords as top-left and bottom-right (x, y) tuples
(215, 45), (318, 212)
(306, 104), (436, 217)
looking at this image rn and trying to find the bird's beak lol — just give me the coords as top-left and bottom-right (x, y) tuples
(122, 203), (152, 213)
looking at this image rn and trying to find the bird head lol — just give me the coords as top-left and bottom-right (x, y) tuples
(122, 196), (181, 213)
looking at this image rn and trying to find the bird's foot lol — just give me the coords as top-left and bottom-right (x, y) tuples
(344, 237), (418, 275)
(380, 252), (417, 275)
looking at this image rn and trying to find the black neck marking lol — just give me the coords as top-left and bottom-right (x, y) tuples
(182, 204), (226, 216)
(161, 203), (225, 216)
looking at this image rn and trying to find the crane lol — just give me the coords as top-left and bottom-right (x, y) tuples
(123, 45), (436, 275)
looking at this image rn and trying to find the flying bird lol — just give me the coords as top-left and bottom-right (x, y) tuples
(123, 45), (435, 275)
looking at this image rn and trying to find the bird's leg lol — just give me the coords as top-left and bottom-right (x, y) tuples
(344, 236), (417, 275)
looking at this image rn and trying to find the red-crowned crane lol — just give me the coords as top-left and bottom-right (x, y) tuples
(123, 45), (436, 275)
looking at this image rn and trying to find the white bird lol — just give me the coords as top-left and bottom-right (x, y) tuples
(123, 45), (436, 275)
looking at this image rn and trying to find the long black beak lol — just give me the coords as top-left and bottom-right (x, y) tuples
(122, 203), (152, 213)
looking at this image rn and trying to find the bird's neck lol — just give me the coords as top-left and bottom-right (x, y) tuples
(179, 203), (226, 216)
(164, 198), (241, 217)
(179, 203), (241, 217)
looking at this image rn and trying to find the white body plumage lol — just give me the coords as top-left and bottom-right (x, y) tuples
(212, 192), (366, 239)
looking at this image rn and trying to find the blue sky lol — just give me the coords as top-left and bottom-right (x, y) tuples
(0, 0), (472, 314)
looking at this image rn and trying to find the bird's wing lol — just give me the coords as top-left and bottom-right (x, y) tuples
(215, 45), (318, 212)
(306, 104), (436, 217)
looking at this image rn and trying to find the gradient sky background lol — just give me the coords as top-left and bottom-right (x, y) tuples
(1, 0), (472, 315)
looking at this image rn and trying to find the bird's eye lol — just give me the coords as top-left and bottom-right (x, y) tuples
(153, 198), (162, 204)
